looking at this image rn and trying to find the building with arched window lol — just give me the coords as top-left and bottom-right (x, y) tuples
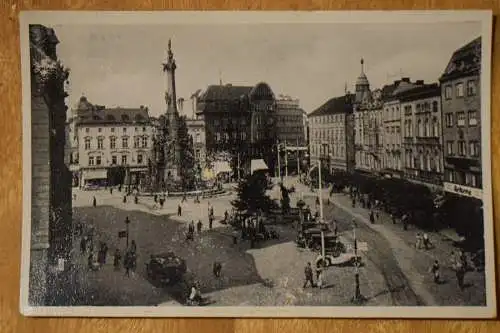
(196, 82), (278, 177)
(399, 82), (443, 188)
(70, 96), (154, 188)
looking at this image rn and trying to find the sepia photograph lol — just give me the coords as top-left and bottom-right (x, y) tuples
(19, 10), (495, 318)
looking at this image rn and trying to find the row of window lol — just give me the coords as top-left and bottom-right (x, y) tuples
(445, 140), (480, 158)
(444, 80), (477, 100)
(444, 110), (478, 127)
(214, 132), (247, 142)
(88, 154), (145, 166)
(404, 150), (442, 172)
(84, 136), (148, 150)
(403, 101), (439, 115)
(403, 118), (440, 138)
(313, 129), (345, 141)
(310, 114), (344, 124)
(445, 170), (481, 188)
(83, 126), (148, 134)
(311, 144), (345, 158)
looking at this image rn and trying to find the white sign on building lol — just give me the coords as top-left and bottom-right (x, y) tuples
(443, 182), (483, 200)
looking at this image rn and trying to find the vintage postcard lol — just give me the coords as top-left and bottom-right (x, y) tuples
(20, 10), (495, 318)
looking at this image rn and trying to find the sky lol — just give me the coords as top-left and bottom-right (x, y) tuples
(52, 21), (481, 117)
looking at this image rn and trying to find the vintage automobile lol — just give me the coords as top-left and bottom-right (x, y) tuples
(145, 252), (187, 285)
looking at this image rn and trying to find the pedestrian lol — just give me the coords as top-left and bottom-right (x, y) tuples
(197, 220), (203, 233)
(110, 187), (113, 195)
(213, 261), (222, 278)
(224, 210), (229, 223)
(455, 258), (466, 290)
(134, 196), (138, 204)
(182, 192), (187, 203)
(315, 196), (320, 206)
(352, 198), (356, 208)
(316, 264), (324, 289)
(87, 252), (94, 271)
(92, 196), (97, 207)
(102, 242), (108, 264)
(369, 211), (375, 224)
(159, 197), (165, 208)
(303, 262), (315, 288)
(130, 240), (137, 255)
(177, 204), (182, 216)
(430, 260), (440, 284)
(423, 233), (431, 249)
(124, 251), (133, 277)
(80, 236), (87, 254)
(391, 213), (396, 224)
(209, 216), (213, 230)
(416, 233), (422, 249)
(333, 221), (338, 236)
(113, 249), (121, 271)
(154, 194), (158, 203)
(123, 195), (127, 203)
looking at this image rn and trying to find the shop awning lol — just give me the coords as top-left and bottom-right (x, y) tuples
(214, 161), (232, 175)
(251, 159), (269, 174)
(83, 169), (108, 180)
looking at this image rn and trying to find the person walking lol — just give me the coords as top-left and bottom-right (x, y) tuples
(303, 262), (315, 288)
(423, 233), (431, 249)
(213, 261), (222, 278)
(369, 211), (375, 224)
(124, 250), (133, 277)
(430, 260), (440, 284)
(197, 220), (203, 233)
(177, 204), (182, 217)
(80, 236), (87, 254)
(92, 196), (97, 207)
(316, 264), (324, 289)
(113, 249), (122, 271)
(209, 216), (213, 230)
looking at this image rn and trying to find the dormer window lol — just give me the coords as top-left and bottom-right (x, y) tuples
(106, 115), (116, 121)
(121, 114), (130, 121)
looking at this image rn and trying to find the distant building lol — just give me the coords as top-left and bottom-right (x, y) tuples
(185, 117), (207, 169)
(308, 94), (354, 173)
(440, 37), (482, 198)
(381, 78), (423, 178)
(352, 59), (384, 175)
(196, 82), (278, 177)
(74, 98), (154, 188)
(400, 82), (443, 188)
(275, 96), (306, 145)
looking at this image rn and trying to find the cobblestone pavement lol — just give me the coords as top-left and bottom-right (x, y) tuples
(290, 178), (486, 306)
(69, 187), (393, 306)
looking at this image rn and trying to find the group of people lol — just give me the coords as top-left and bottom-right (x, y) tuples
(429, 249), (469, 289)
(303, 261), (325, 289)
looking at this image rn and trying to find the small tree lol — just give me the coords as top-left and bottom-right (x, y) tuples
(231, 172), (275, 214)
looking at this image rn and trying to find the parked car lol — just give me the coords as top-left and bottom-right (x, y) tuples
(145, 252), (187, 285)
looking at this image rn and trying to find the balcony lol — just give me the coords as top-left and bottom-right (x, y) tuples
(415, 136), (440, 145)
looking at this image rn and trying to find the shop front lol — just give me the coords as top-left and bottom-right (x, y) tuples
(81, 168), (108, 188)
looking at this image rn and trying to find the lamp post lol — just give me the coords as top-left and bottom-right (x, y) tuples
(296, 137), (300, 179)
(276, 140), (281, 181)
(285, 141), (289, 180)
(351, 218), (365, 304)
(125, 216), (131, 249)
(318, 160), (325, 260)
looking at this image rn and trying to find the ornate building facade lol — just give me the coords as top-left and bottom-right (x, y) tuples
(440, 37), (482, 197)
(72, 99), (154, 188)
(196, 82), (278, 177)
(185, 117), (207, 170)
(29, 24), (73, 305)
(400, 82), (443, 188)
(308, 94), (354, 173)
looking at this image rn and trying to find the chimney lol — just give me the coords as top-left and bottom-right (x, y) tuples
(416, 80), (424, 85)
(401, 77), (410, 83)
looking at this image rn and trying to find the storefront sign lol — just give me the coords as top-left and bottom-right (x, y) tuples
(443, 182), (483, 199)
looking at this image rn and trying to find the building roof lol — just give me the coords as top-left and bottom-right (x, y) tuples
(198, 84), (253, 101)
(397, 83), (440, 102)
(308, 95), (352, 118)
(440, 37), (481, 82)
(77, 107), (151, 125)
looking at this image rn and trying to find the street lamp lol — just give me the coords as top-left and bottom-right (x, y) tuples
(318, 160), (325, 261)
(351, 218), (366, 304)
(125, 216), (131, 249)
